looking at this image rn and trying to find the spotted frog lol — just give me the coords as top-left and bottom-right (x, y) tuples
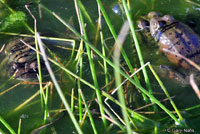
(3, 37), (41, 80)
(138, 12), (200, 69)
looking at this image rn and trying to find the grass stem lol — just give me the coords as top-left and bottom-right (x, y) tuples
(37, 33), (83, 134)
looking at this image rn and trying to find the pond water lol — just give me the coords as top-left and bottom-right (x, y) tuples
(0, 0), (200, 134)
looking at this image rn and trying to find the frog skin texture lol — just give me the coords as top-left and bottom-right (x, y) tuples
(138, 11), (200, 69)
(4, 37), (40, 80)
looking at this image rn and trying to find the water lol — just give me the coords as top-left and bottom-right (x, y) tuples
(0, 0), (200, 133)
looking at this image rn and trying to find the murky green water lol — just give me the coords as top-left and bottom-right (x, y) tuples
(0, 0), (200, 134)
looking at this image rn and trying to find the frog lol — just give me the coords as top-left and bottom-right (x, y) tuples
(10, 60), (39, 80)
(4, 37), (36, 64)
(138, 11), (200, 83)
(2, 37), (41, 81)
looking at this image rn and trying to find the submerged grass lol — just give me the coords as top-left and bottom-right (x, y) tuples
(48, 7), (182, 125)
(97, 4), (109, 92)
(37, 33), (83, 134)
(148, 64), (184, 122)
(0, 2), (182, 133)
(25, 3), (45, 113)
(96, 0), (150, 104)
(80, 89), (98, 134)
(122, 0), (153, 104)
(77, 40), (84, 123)
(76, 0), (107, 129)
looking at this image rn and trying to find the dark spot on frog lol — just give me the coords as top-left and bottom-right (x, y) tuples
(186, 50), (190, 54)
(160, 22), (178, 33)
(174, 31), (191, 50)
(168, 32), (172, 36)
(187, 41), (191, 45)
(175, 41), (180, 45)
(29, 49), (34, 52)
(15, 54), (18, 58)
(154, 22), (179, 42)
(186, 50), (200, 59)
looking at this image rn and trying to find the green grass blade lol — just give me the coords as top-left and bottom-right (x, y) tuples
(23, 5), (45, 112)
(76, 40), (84, 122)
(76, 0), (107, 128)
(44, 83), (49, 122)
(96, 0), (148, 102)
(0, 115), (16, 134)
(98, 5), (109, 91)
(122, 0), (153, 102)
(71, 88), (75, 112)
(77, 0), (96, 31)
(148, 64), (184, 122)
(40, 5), (182, 124)
(17, 119), (21, 134)
(80, 89), (98, 134)
(0, 128), (5, 134)
(37, 33), (83, 134)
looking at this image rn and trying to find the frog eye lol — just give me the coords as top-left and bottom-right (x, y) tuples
(158, 21), (166, 27)
(138, 20), (149, 30)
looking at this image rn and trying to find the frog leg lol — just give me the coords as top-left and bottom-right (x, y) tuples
(162, 65), (189, 85)
(156, 65), (189, 85)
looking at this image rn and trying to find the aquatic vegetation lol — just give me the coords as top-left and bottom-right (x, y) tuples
(0, 0), (199, 134)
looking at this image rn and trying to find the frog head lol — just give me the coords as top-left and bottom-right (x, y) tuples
(138, 12), (175, 37)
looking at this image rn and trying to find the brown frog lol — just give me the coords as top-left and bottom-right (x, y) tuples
(4, 37), (36, 64)
(138, 11), (200, 69)
(3, 37), (41, 80)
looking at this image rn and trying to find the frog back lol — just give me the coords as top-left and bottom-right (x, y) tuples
(5, 37), (36, 63)
(156, 22), (200, 68)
